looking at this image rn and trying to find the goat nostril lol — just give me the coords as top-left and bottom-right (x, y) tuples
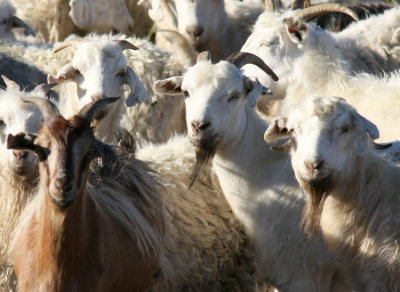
(186, 25), (203, 38)
(91, 95), (101, 101)
(199, 121), (210, 130)
(191, 121), (200, 131)
(314, 160), (324, 170)
(305, 160), (324, 172)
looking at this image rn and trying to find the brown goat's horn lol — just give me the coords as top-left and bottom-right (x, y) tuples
(295, 3), (359, 22)
(22, 97), (60, 119)
(291, 0), (304, 10)
(113, 40), (139, 51)
(197, 51), (211, 63)
(54, 38), (84, 53)
(77, 97), (120, 122)
(373, 142), (392, 150)
(266, 0), (283, 11)
(270, 140), (292, 151)
(226, 52), (279, 81)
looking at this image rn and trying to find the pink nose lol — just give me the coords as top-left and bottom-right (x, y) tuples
(191, 120), (210, 133)
(186, 25), (204, 38)
(304, 159), (324, 172)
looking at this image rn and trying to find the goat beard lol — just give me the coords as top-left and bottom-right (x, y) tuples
(300, 175), (335, 238)
(190, 142), (217, 189)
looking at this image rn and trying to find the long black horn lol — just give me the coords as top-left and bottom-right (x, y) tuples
(77, 97), (120, 122)
(226, 52), (279, 81)
(21, 97), (59, 119)
(295, 3), (359, 22)
(373, 142), (392, 150)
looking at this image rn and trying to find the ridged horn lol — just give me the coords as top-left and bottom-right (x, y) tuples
(54, 38), (84, 53)
(270, 140), (292, 151)
(197, 51), (211, 63)
(295, 3), (359, 22)
(77, 97), (120, 122)
(113, 40), (139, 51)
(21, 97), (59, 119)
(226, 52), (279, 81)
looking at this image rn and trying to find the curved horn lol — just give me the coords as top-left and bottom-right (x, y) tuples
(291, 0), (304, 10)
(21, 97), (60, 119)
(270, 140), (292, 151)
(77, 97), (120, 122)
(197, 51), (211, 63)
(53, 38), (84, 53)
(373, 142), (392, 150)
(113, 40), (139, 51)
(226, 52), (279, 81)
(295, 3), (359, 22)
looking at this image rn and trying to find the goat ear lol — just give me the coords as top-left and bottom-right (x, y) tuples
(282, 17), (308, 44)
(244, 77), (272, 108)
(264, 117), (291, 142)
(69, 0), (95, 28)
(7, 133), (48, 161)
(1, 75), (21, 90)
(47, 64), (76, 84)
(153, 77), (184, 96)
(354, 113), (380, 155)
(124, 67), (147, 107)
(11, 16), (36, 37)
(95, 140), (118, 176)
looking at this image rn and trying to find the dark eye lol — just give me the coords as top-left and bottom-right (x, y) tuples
(341, 125), (350, 134)
(117, 70), (126, 78)
(74, 69), (82, 76)
(88, 146), (97, 156)
(227, 93), (239, 102)
(0, 120), (5, 127)
(183, 91), (189, 98)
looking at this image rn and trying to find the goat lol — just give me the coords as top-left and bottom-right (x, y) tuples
(264, 95), (400, 291)
(8, 97), (164, 291)
(154, 51), (351, 291)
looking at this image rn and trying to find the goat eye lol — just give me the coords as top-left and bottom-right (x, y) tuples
(74, 69), (82, 76)
(227, 94), (239, 102)
(117, 70), (126, 78)
(88, 147), (97, 156)
(0, 120), (5, 127)
(183, 91), (189, 98)
(341, 125), (350, 134)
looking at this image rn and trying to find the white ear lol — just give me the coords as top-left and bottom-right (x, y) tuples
(69, 0), (95, 28)
(153, 77), (184, 96)
(47, 64), (76, 84)
(282, 16), (308, 45)
(124, 67), (147, 107)
(264, 117), (290, 142)
(245, 77), (272, 107)
(355, 113), (379, 155)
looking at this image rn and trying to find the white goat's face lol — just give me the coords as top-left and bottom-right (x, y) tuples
(264, 96), (379, 188)
(0, 92), (42, 175)
(241, 12), (310, 88)
(69, 0), (134, 34)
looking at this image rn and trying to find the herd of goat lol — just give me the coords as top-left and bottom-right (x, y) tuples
(0, 0), (400, 291)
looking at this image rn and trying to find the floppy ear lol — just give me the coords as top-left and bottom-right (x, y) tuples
(264, 117), (291, 142)
(153, 77), (184, 96)
(282, 16), (308, 45)
(47, 64), (76, 84)
(124, 67), (147, 107)
(354, 113), (379, 155)
(244, 77), (272, 107)
(94, 140), (118, 176)
(7, 133), (48, 161)
(11, 16), (36, 37)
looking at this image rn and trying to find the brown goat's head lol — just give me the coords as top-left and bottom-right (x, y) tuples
(7, 97), (119, 210)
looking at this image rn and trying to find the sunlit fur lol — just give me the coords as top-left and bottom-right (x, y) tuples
(275, 96), (400, 291)
(12, 113), (164, 291)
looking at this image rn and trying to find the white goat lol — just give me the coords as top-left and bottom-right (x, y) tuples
(47, 35), (186, 145)
(264, 96), (400, 291)
(0, 0), (35, 41)
(0, 77), (53, 291)
(154, 52), (350, 291)
(143, 0), (264, 62)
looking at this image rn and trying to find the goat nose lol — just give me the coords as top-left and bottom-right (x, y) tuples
(55, 175), (72, 192)
(186, 25), (204, 38)
(91, 95), (101, 101)
(191, 120), (210, 132)
(13, 150), (28, 160)
(305, 159), (324, 172)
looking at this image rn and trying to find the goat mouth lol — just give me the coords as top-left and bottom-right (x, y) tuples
(50, 194), (74, 210)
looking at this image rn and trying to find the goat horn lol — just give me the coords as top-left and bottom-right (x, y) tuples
(270, 140), (292, 151)
(295, 4), (359, 22)
(113, 40), (139, 51)
(197, 51), (211, 63)
(226, 52), (279, 81)
(54, 38), (84, 53)
(291, 0), (304, 10)
(21, 97), (60, 119)
(266, 0), (283, 11)
(77, 97), (120, 122)
(373, 141), (392, 150)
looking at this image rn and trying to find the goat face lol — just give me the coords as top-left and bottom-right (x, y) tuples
(0, 93), (41, 176)
(264, 96), (379, 191)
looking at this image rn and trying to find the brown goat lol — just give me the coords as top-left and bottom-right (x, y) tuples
(7, 97), (164, 292)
